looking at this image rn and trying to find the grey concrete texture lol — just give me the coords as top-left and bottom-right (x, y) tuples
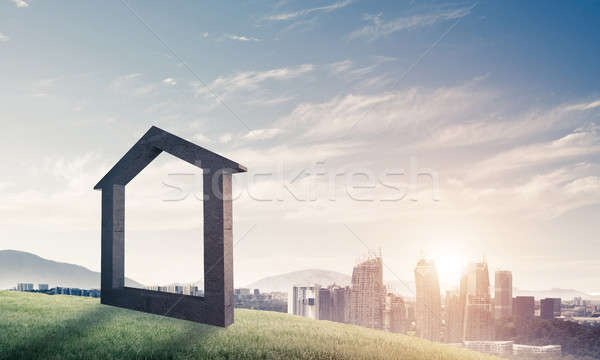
(95, 126), (246, 327)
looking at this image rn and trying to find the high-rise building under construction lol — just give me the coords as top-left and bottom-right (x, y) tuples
(414, 258), (441, 341)
(350, 256), (385, 330)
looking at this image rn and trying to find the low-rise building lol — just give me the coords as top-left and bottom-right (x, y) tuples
(463, 341), (513, 355)
(513, 344), (561, 357)
(16, 283), (34, 291)
(289, 285), (320, 320)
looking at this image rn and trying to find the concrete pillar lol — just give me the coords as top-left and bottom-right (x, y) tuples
(101, 184), (125, 297)
(203, 170), (233, 327)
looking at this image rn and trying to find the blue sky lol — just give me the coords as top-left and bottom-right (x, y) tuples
(1, 0), (600, 294)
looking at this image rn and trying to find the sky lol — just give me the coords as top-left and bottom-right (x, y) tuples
(1, 0), (600, 294)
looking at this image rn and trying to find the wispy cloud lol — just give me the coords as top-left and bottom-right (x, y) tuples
(246, 95), (294, 106)
(349, 5), (474, 41)
(243, 128), (282, 141)
(266, 0), (352, 21)
(329, 56), (396, 78)
(162, 77), (176, 86)
(563, 98), (600, 112)
(222, 34), (261, 42)
(329, 60), (353, 73)
(110, 73), (142, 89)
(468, 125), (600, 182)
(10, 0), (29, 8)
(0, 33), (9, 42)
(193, 64), (314, 99)
(31, 77), (59, 97)
(133, 84), (156, 96)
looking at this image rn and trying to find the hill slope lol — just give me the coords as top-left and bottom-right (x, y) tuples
(0, 250), (143, 290)
(245, 269), (351, 292)
(0, 291), (498, 360)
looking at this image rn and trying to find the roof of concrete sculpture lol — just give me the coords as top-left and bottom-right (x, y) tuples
(94, 126), (246, 190)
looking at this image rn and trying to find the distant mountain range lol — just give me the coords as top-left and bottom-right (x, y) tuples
(0, 250), (143, 290)
(243, 269), (598, 300)
(514, 288), (597, 300)
(244, 269), (351, 292)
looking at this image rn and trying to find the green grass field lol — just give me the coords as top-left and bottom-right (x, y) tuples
(0, 291), (497, 360)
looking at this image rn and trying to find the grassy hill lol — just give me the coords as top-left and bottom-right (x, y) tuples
(0, 291), (497, 360)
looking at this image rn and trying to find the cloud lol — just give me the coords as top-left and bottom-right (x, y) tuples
(193, 133), (213, 143)
(110, 73), (157, 97)
(193, 64), (314, 99)
(31, 77), (59, 97)
(329, 56), (396, 79)
(222, 34), (261, 42)
(562, 98), (600, 112)
(329, 60), (353, 74)
(162, 78), (176, 86)
(453, 163), (600, 220)
(468, 125), (600, 182)
(243, 128), (282, 141)
(349, 5), (474, 41)
(10, 0), (29, 7)
(133, 84), (156, 96)
(110, 73), (142, 89)
(0, 33), (9, 42)
(275, 82), (491, 143)
(266, 0), (352, 21)
(219, 133), (233, 144)
(202, 32), (209, 38)
(246, 95), (294, 106)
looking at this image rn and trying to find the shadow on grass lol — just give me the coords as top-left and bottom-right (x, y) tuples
(2, 302), (222, 360)
(2, 305), (115, 360)
(147, 321), (222, 358)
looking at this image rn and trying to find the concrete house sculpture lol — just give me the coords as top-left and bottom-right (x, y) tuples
(94, 126), (246, 326)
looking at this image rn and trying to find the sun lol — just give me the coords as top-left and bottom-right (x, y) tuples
(433, 254), (464, 286)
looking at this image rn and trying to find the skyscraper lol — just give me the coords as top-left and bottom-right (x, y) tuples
(460, 261), (494, 341)
(513, 296), (535, 318)
(494, 270), (512, 319)
(445, 290), (463, 343)
(414, 258), (441, 341)
(385, 293), (408, 334)
(350, 256), (385, 330)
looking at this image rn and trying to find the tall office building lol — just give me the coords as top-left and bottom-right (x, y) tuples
(331, 286), (351, 323)
(540, 298), (561, 319)
(385, 293), (408, 334)
(512, 296), (535, 318)
(464, 295), (494, 340)
(414, 258), (442, 341)
(445, 290), (463, 343)
(318, 287), (333, 321)
(289, 285), (320, 320)
(350, 256), (385, 330)
(494, 271), (512, 319)
(460, 261), (494, 341)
